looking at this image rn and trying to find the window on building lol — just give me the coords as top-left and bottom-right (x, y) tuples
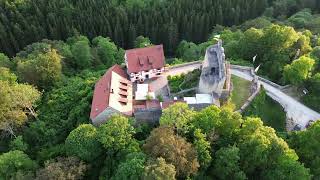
(120, 87), (127, 92)
(120, 82), (127, 86)
(119, 102), (127, 106)
(120, 94), (127, 98)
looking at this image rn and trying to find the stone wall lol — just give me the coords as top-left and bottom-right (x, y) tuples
(92, 107), (119, 126)
(134, 108), (162, 125)
(220, 61), (232, 101)
(236, 77), (261, 113)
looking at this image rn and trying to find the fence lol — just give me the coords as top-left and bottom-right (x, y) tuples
(230, 65), (289, 90)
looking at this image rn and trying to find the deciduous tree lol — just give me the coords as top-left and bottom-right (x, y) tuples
(9, 136), (28, 152)
(134, 36), (152, 48)
(191, 106), (242, 143)
(283, 56), (315, 85)
(16, 49), (62, 89)
(288, 121), (320, 179)
(71, 40), (92, 70)
(160, 102), (195, 135)
(212, 146), (246, 180)
(23, 73), (98, 149)
(176, 40), (201, 62)
(92, 36), (122, 67)
(143, 157), (176, 180)
(35, 157), (88, 180)
(0, 67), (17, 83)
(237, 117), (311, 179)
(97, 115), (136, 153)
(65, 124), (102, 162)
(0, 80), (41, 137)
(143, 126), (199, 178)
(112, 152), (146, 180)
(0, 53), (13, 69)
(193, 129), (212, 169)
(0, 150), (37, 179)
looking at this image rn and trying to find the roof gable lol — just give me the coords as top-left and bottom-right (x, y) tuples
(126, 45), (165, 73)
(90, 65), (129, 120)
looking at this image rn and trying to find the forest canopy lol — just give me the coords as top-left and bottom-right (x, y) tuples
(0, 0), (320, 179)
(0, 0), (319, 56)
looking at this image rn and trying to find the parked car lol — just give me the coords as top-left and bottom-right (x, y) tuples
(293, 124), (302, 131)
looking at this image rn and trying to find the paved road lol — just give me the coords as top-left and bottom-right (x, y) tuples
(165, 63), (202, 76)
(231, 69), (320, 130)
(165, 62), (320, 130)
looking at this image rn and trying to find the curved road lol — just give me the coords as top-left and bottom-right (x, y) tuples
(231, 69), (320, 130)
(166, 62), (320, 130)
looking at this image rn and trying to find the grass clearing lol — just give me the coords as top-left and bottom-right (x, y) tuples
(243, 89), (286, 132)
(231, 75), (251, 110)
(168, 69), (200, 93)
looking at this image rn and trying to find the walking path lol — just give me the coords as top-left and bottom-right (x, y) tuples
(165, 62), (320, 130)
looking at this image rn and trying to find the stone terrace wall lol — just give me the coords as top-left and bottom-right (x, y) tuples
(236, 78), (261, 113)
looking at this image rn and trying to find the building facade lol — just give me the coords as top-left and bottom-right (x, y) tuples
(125, 45), (165, 82)
(90, 65), (133, 126)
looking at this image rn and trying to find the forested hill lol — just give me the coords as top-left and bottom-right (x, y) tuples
(1, 0), (318, 57)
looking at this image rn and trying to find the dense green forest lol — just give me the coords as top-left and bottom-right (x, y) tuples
(1, 0), (320, 56)
(1, 0), (320, 179)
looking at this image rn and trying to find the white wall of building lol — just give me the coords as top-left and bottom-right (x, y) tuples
(130, 68), (165, 82)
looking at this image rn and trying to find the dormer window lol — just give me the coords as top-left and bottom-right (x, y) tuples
(147, 56), (153, 64)
(120, 82), (127, 86)
(120, 87), (127, 92)
(139, 57), (144, 66)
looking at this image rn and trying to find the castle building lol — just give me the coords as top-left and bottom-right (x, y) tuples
(125, 45), (165, 82)
(198, 40), (231, 104)
(90, 65), (133, 125)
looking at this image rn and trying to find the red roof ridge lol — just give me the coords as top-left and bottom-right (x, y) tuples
(90, 64), (130, 120)
(126, 45), (165, 74)
(126, 44), (163, 52)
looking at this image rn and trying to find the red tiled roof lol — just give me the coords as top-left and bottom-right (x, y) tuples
(90, 65), (128, 119)
(126, 45), (165, 73)
(133, 100), (161, 112)
(146, 100), (161, 109)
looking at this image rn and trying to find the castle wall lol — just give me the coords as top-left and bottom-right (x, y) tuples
(198, 40), (227, 96)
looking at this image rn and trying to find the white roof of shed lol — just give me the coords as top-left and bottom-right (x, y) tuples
(196, 94), (213, 104)
(135, 84), (155, 100)
(184, 97), (197, 104)
(184, 94), (213, 104)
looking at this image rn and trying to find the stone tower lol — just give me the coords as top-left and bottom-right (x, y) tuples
(198, 40), (226, 96)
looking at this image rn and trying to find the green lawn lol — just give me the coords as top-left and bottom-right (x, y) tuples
(231, 75), (251, 110)
(243, 90), (287, 132)
(168, 69), (200, 93)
